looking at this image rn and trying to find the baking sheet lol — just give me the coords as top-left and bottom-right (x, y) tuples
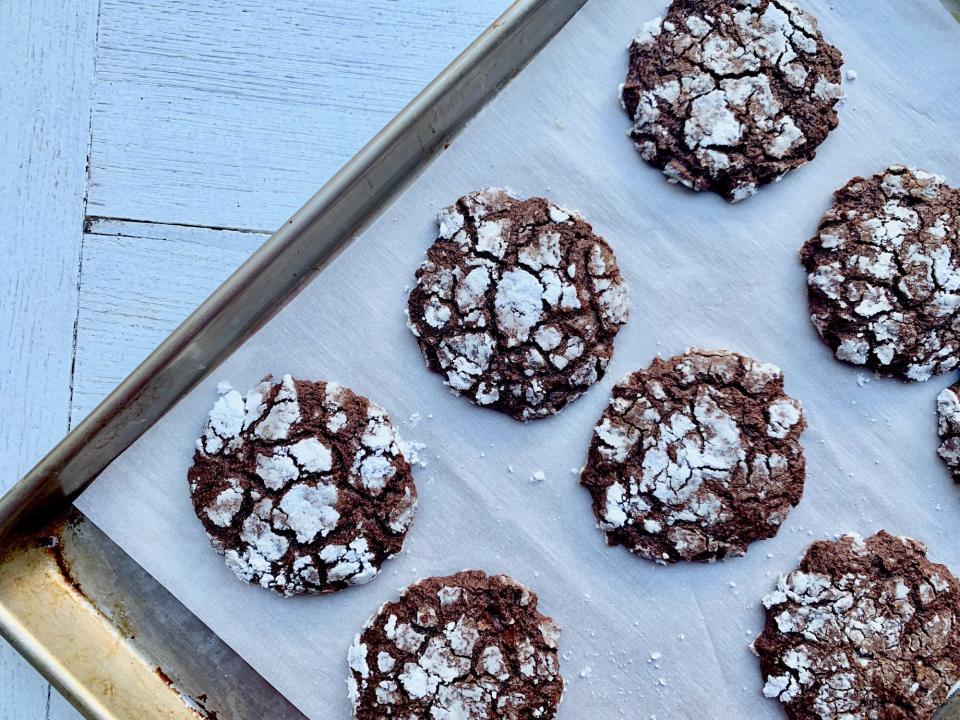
(76, 1), (960, 717)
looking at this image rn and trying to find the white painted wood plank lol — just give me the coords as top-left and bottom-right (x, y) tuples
(86, 0), (511, 231)
(0, 646), (46, 720)
(70, 220), (269, 422)
(44, 693), (83, 720)
(33, 2), (508, 715)
(0, 1), (96, 483)
(0, 0), (98, 717)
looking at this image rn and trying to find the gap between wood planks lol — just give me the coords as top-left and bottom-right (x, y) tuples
(10, 1), (510, 716)
(70, 217), (269, 425)
(68, 0), (104, 440)
(68, 216), (270, 428)
(84, 215), (274, 238)
(0, 0), (100, 716)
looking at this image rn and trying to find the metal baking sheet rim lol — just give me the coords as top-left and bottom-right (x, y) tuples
(0, 0), (587, 717)
(4, 2), (960, 719)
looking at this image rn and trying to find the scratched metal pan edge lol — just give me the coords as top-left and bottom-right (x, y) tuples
(0, 0), (582, 541)
(0, 0), (587, 717)
(0, 511), (307, 720)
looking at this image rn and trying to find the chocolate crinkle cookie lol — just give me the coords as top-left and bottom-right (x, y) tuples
(802, 166), (960, 381)
(188, 375), (417, 596)
(620, 0), (844, 202)
(348, 570), (563, 720)
(407, 188), (629, 421)
(580, 349), (806, 563)
(937, 381), (960, 481)
(755, 531), (960, 720)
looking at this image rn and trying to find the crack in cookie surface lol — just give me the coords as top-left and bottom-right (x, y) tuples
(407, 188), (629, 421)
(188, 376), (417, 596)
(755, 531), (960, 720)
(620, 0), (844, 202)
(580, 349), (805, 563)
(348, 570), (563, 720)
(802, 166), (960, 381)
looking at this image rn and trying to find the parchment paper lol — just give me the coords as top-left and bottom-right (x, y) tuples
(76, 1), (960, 717)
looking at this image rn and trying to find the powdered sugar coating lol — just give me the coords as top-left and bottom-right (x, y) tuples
(755, 531), (960, 719)
(620, 0), (844, 202)
(407, 189), (629, 421)
(937, 381), (960, 481)
(348, 570), (563, 720)
(188, 377), (417, 596)
(580, 349), (806, 563)
(802, 166), (960, 381)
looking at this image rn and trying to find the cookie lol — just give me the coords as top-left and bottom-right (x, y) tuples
(188, 375), (417, 596)
(620, 0), (844, 202)
(802, 166), (960, 381)
(579, 349), (805, 563)
(755, 531), (960, 720)
(407, 188), (629, 421)
(937, 381), (960, 481)
(348, 570), (564, 720)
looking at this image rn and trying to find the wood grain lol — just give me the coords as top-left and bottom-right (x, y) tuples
(0, 0), (99, 717)
(1, 0), (510, 716)
(71, 220), (269, 422)
(86, 0), (508, 231)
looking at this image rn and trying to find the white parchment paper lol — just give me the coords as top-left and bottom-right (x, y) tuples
(76, 1), (960, 717)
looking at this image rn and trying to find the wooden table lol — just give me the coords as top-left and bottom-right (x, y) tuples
(0, 1), (509, 715)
